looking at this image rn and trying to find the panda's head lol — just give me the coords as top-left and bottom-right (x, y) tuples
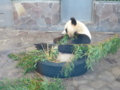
(62, 17), (77, 38)
(62, 17), (91, 39)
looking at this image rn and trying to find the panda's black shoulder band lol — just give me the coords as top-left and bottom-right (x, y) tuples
(70, 17), (77, 25)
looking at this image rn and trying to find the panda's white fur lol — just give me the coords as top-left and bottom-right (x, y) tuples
(62, 19), (91, 39)
(56, 52), (74, 62)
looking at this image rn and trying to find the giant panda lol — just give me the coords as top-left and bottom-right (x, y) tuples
(54, 17), (92, 62)
(35, 17), (92, 62)
(58, 17), (92, 54)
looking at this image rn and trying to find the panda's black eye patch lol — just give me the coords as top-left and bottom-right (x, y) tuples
(65, 29), (68, 33)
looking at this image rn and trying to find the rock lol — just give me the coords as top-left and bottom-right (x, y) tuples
(31, 7), (42, 20)
(52, 14), (60, 25)
(83, 71), (97, 80)
(101, 4), (113, 19)
(98, 86), (112, 90)
(75, 80), (88, 85)
(116, 76), (120, 82)
(49, 3), (53, 8)
(110, 67), (120, 77)
(26, 19), (36, 26)
(39, 3), (49, 11)
(79, 85), (94, 90)
(108, 81), (120, 90)
(36, 18), (46, 27)
(95, 3), (104, 15)
(30, 25), (39, 30)
(51, 3), (60, 13)
(43, 8), (53, 17)
(22, 3), (34, 10)
(98, 71), (115, 82)
(45, 17), (52, 26)
(109, 14), (118, 24)
(67, 85), (75, 90)
(91, 80), (107, 89)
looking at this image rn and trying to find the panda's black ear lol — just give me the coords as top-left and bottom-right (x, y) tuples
(70, 17), (77, 25)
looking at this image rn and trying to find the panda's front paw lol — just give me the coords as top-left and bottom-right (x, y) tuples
(53, 36), (64, 44)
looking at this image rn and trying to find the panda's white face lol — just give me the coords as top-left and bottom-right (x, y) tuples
(62, 20), (76, 38)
